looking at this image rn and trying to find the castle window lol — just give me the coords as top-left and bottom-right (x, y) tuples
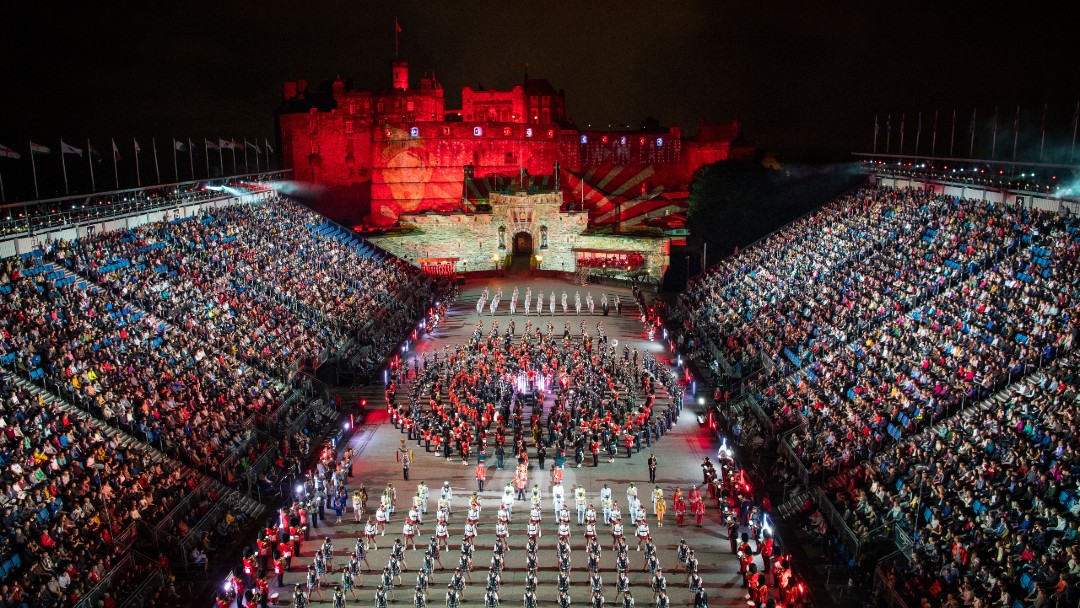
(442, 126), (451, 136)
(542, 108), (550, 123)
(377, 101), (385, 113)
(345, 120), (354, 134)
(349, 102), (357, 115)
(503, 127), (511, 137)
(407, 100), (415, 112)
(505, 152), (514, 164)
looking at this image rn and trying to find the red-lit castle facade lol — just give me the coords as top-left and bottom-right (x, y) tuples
(277, 60), (752, 228)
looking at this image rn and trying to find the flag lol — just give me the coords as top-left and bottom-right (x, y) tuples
(0, 143), (21, 159)
(89, 143), (102, 162)
(112, 139), (122, 161)
(205, 139), (219, 150)
(916, 112), (922, 135)
(134, 139), (142, 153)
(873, 115), (879, 136)
(219, 138), (235, 150)
(174, 139), (188, 152)
(233, 139), (244, 150)
(266, 142), (274, 153)
(396, 18), (402, 33)
(30, 141), (51, 154)
(61, 141), (84, 157)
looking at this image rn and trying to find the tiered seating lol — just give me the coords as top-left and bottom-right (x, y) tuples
(870, 358), (1080, 605)
(681, 189), (1025, 377)
(0, 372), (195, 607)
(0, 242), (290, 475)
(57, 214), (346, 379)
(679, 186), (1080, 607)
(772, 210), (1075, 476)
(0, 192), (429, 608)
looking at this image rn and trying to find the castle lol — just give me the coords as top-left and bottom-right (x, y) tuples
(277, 59), (752, 228)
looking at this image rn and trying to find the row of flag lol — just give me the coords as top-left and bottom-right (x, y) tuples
(0, 138), (276, 202)
(0, 138), (274, 160)
(872, 103), (1080, 162)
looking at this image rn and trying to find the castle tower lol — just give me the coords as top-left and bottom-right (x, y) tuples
(391, 60), (409, 91)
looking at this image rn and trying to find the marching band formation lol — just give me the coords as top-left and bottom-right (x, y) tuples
(476, 287), (620, 318)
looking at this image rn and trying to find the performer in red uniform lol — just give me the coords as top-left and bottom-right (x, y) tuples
(673, 488), (686, 526)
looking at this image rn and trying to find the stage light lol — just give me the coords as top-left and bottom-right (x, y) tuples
(343, 422), (350, 431)
(295, 484), (304, 495)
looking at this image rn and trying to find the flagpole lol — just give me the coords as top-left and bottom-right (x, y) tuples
(88, 138), (96, 192)
(134, 138), (141, 186)
(265, 138), (272, 170)
(930, 110), (938, 157)
(205, 140), (211, 178)
(1012, 106), (1020, 161)
(914, 112), (921, 156)
(1039, 104), (1047, 161)
(899, 113), (905, 156)
(254, 142), (260, 172)
(886, 114), (891, 153)
(60, 139), (70, 195)
(1071, 100), (1079, 163)
(0, 168), (5, 203)
(29, 140), (39, 199)
(173, 139), (179, 182)
(244, 141), (249, 173)
(188, 139), (194, 180)
(153, 138), (161, 184)
(969, 108), (976, 157)
(990, 107), (998, 160)
(949, 110), (956, 157)
(112, 138), (119, 188)
(231, 141), (237, 174)
(218, 141), (224, 175)
(872, 114), (878, 154)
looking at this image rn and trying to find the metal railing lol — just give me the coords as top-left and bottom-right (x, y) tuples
(872, 554), (911, 608)
(75, 553), (135, 608)
(779, 437), (811, 487)
(0, 170), (290, 239)
(119, 565), (166, 608)
(812, 487), (863, 561)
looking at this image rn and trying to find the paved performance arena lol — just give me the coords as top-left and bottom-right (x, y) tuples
(278, 277), (766, 607)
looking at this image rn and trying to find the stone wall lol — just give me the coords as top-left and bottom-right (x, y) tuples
(367, 190), (670, 277)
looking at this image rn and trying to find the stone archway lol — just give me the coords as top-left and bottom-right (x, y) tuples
(512, 231), (533, 257)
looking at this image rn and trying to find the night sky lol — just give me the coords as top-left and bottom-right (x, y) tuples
(2, 0), (1079, 197)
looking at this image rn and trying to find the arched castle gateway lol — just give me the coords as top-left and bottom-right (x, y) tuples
(367, 187), (670, 279)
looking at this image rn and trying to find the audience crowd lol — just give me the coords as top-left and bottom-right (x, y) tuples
(676, 187), (1080, 607)
(0, 373), (194, 607)
(0, 192), (433, 606)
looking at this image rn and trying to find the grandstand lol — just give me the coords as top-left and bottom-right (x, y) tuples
(2, 164), (1078, 608)
(672, 183), (1079, 607)
(0, 174), (443, 607)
